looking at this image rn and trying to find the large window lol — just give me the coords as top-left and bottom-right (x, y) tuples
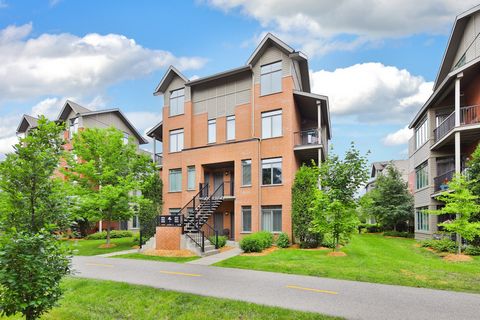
(261, 206), (282, 232)
(242, 159), (251, 186)
(187, 166), (196, 190)
(169, 129), (184, 153)
(169, 169), (182, 192)
(415, 161), (429, 190)
(262, 158), (282, 185)
(226, 115), (235, 141)
(169, 88), (185, 116)
(415, 117), (428, 149)
(262, 109), (282, 139)
(69, 117), (79, 140)
(242, 206), (252, 232)
(260, 61), (282, 95)
(416, 207), (429, 231)
(208, 119), (216, 143)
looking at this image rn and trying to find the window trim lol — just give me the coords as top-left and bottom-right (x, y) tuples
(208, 119), (216, 144)
(168, 168), (182, 193)
(260, 61), (282, 96)
(169, 88), (185, 117)
(169, 128), (184, 153)
(169, 208), (181, 215)
(415, 116), (428, 149)
(241, 206), (252, 233)
(187, 166), (196, 191)
(226, 115), (235, 141)
(415, 161), (429, 190)
(261, 157), (282, 186)
(241, 159), (252, 187)
(415, 207), (429, 231)
(261, 109), (282, 139)
(261, 206), (282, 233)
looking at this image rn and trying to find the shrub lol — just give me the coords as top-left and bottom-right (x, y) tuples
(383, 231), (414, 238)
(465, 245), (480, 256)
(0, 230), (71, 320)
(209, 235), (227, 248)
(358, 223), (383, 233)
(85, 230), (133, 240)
(421, 238), (457, 253)
(276, 232), (290, 248)
(240, 232), (274, 253)
(321, 233), (349, 249)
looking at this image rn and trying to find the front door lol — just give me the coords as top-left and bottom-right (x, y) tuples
(213, 172), (223, 192)
(214, 212), (224, 235)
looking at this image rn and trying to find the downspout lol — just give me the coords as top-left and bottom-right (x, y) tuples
(251, 71), (262, 231)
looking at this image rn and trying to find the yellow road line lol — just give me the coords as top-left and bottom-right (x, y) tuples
(159, 270), (202, 277)
(286, 285), (338, 295)
(86, 263), (114, 268)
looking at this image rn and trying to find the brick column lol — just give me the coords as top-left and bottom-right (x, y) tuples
(155, 227), (182, 250)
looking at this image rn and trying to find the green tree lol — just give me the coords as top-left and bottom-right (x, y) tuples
(369, 165), (413, 231)
(292, 164), (322, 248)
(429, 175), (480, 254)
(0, 230), (71, 320)
(0, 117), (68, 232)
(65, 127), (152, 246)
(311, 143), (369, 251)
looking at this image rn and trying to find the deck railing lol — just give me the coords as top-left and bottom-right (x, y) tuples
(433, 105), (480, 143)
(294, 128), (321, 146)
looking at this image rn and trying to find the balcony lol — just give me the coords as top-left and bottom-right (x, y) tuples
(432, 105), (480, 149)
(433, 169), (454, 193)
(154, 153), (163, 167)
(294, 128), (324, 164)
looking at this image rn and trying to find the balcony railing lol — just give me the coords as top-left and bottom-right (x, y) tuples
(154, 153), (163, 166)
(294, 128), (321, 147)
(434, 169), (455, 192)
(433, 105), (480, 143)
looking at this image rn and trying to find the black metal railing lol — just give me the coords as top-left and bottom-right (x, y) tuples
(294, 128), (321, 146)
(460, 105), (480, 126)
(139, 215), (160, 248)
(201, 221), (219, 250)
(154, 153), (162, 166)
(179, 183), (210, 227)
(434, 112), (455, 142)
(434, 169), (455, 192)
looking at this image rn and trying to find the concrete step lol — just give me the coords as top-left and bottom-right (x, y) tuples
(202, 248), (219, 256)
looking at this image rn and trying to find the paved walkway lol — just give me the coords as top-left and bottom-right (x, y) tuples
(72, 256), (480, 320)
(95, 249), (139, 257)
(187, 247), (243, 265)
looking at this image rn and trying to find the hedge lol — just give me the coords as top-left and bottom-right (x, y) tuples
(276, 232), (290, 248)
(208, 235), (227, 248)
(240, 231), (274, 253)
(421, 238), (456, 253)
(85, 230), (133, 240)
(383, 231), (414, 238)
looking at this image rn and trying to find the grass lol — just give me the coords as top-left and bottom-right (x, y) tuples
(113, 252), (200, 263)
(2, 278), (341, 320)
(216, 234), (480, 293)
(62, 237), (137, 256)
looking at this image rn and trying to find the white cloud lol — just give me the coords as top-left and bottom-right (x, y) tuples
(205, 0), (478, 55)
(310, 62), (433, 123)
(0, 23), (207, 103)
(0, 1), (7, 8)
(383, 126), (413, 146)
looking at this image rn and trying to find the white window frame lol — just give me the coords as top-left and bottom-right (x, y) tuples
(69, 117), (79, 140)
(187, 166), (196, 191)
(262, 157), (282, 185)
(260, 61), (282, 96)
(262, 109), (282, 139)
(415, 117), (428, 149)
(169, 168), (182, 192)
(241, 159), (252, 186)
(261, 206), (282, 233)
(226, 115), (235, 141)
(169, 129), (184, 153)
(123, 132), (129, 145)
(208, 119), (216, 144)
(169, 88), (185, 117)
(132, 215), (139, 229)
(242, 206), (252, 232)
(415, 161), (429, 190)
(416, 207), (429, 231)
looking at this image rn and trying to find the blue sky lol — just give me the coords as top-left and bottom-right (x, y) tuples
(0, 0), (478, 162)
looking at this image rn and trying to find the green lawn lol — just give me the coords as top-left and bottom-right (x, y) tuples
(113, 252), (200, 263)
(2, 278), (341, 320)
(215, 234), (480, 293)
(63, 237), (137, 256)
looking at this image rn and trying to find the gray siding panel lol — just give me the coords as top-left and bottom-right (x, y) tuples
(164, 76), (187, 106)
(252, 45), (292, 84)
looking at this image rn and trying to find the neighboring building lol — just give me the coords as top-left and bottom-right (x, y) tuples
(365, 160), (409, 193)
(408, 5), (480, 239)
(16, 100), (148, 233)
(147, 33), (331, 252)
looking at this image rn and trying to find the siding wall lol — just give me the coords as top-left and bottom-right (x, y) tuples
(452, 11), (480, 69)
(252, 45), (291, 84)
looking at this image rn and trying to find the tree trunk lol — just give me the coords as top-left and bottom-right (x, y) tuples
(106, 223), (111, 245)
(457, 233), (462, 255)
(25, 307), (35, 320)
(393, 223), (397, 232)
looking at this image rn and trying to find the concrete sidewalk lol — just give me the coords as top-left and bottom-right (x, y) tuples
(72, 256), (480, 320)
(187, 247), (242, 265)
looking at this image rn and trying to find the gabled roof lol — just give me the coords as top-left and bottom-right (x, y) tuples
(57, 100), (92, 121)
(16, 114), (39, 133)
(79, 108), (149, 145)
(186, 66), (251, 87)
(153, 66), (188, 96)
(146, 121), (163, 141)
(246, 33), (295, 66)
(434, 4), (480, 90)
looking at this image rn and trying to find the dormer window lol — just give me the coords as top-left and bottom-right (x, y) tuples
(69, 118), (79, 140)
(260, 61), (282, 96)
(169, 88), (185, 116)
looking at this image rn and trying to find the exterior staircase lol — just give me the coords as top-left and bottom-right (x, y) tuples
(184, 197), (223, 233)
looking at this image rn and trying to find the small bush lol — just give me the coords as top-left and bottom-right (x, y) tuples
(465, 245), (480, 256)
(358, 223), (383, 233)
(209, 235), (227, 248)
(421, 238), (457, 253)
(276, 232), (290, 248)
(240, 232), (274, 253)
(85, 230), (133, 240)
(383, 231), (414, 238)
